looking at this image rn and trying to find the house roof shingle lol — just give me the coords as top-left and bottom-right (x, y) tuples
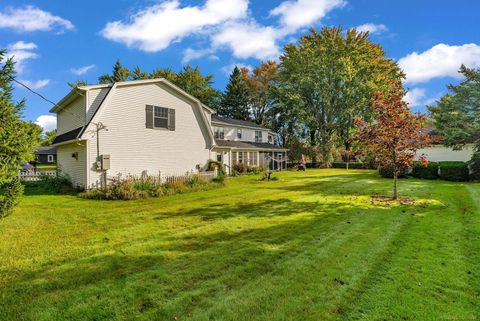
(35, 146), (57, 155)
(52, 127), (84, 145)
(215, 140), (288, 150)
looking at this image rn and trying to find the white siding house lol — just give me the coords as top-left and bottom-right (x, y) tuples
(51, 78), (287, 188)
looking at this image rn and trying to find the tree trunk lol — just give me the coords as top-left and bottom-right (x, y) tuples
(393, 170), (398, 200)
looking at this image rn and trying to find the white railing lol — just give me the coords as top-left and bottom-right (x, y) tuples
(18, 170), (56, 182)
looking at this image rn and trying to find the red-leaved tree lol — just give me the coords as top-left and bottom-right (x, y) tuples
(355, 82), (435, 199)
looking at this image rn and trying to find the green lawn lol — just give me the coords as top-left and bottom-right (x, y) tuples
(1, 169), (479, 321)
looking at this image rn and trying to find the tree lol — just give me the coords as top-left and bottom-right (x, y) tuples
(218, 66), (250, 120)
(277, 27), (403, 166)
(241, 61), (278, 125)
(99, 59), (131, 84)
(355, 82), (434, 199)
(67, 80), (88, 88)
(428, 65), (480, 153)
(0, 50), (41, 217)
(174, 65), (222, 110)
(41, 129), (57, 146)
(131, 66), (149, 80)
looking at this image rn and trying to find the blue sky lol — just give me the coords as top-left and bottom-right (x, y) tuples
(1, 0), (479, 132)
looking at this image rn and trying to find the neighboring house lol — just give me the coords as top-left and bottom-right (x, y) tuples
(51, 78), (287, 189)
(211, 115), (288, 173)
(35, 146), (57, 165)
(415, 144), (475, 162)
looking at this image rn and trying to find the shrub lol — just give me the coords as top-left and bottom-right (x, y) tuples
(378, 166), (409, 178)
(0, 178), (24, 218)
(332, 162), (364, 169)
(439, 161), (470, 182)
(38, 174), (76, 194)
(469, 151), (480, 181)
(207, 160), (226, 176)
(232, 163), (248, 175)
(247, 166), (268, 174)
(411, 161), (439, 180)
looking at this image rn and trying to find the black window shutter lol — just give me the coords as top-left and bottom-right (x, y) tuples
(146, 105), (153, 129)
(168, 109), (175, 131)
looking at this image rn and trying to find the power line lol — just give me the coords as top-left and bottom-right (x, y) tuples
(9, 76), (89, 121)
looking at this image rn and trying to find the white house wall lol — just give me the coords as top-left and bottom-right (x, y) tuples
(85, 83), (211, 187)
(415, 145), (474, 162)
(215, 125), (270, 143)
(87, 88), (110, 122)
(57, 95), (86, 135)
(57, 141), (87, 188)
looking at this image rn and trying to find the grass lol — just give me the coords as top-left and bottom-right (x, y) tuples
(0, 169), (479, 321)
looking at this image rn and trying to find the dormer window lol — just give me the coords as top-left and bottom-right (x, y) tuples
(214, 126), (224, 139)
(268, 134), (273, 144)
(237, 128), (242, 139)
(255, 131), (262, 143)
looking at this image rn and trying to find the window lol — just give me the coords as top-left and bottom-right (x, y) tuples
(47, 155), (54, 163)
(238, 151), (243, 163)
(237, 128), (242, 139)
(214, 126), (225, 139)
(248, 152), (257, 166)
(232, 152), (237, 164)
(154, 106), (169, 129)
(216, 153), (222, 162)
(268, 134), (273, 144)
(255, 131), (263, 143)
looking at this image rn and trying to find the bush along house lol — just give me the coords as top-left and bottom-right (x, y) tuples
(51, 78), (288, 189)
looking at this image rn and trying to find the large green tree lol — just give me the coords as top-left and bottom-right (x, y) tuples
(0, 50), (41, 217)
(174, 65), (221, 110)
(218, 66), (250, 120)
(429, 65), (480, 151)
(241, 61), (278, 125)
(276, 27), (403, 166)
(41, 129), (57, 146)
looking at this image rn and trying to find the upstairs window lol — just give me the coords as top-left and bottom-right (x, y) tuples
(154, 106), (169, 129)
(214, 126), (225, 139)
(237, 128), (242, 139)
(146, 105), (175, 130)
(47, 155), (54, 163)
(255, 131), (263, 143)
(268, 134), (273, 144)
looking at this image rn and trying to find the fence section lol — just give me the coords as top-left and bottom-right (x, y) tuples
(18, 170), (56, 182)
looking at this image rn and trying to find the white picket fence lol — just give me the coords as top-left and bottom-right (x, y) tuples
(18, 170), (56, 182)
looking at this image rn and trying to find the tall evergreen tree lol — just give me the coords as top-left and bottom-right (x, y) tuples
(0, 50), (41, 217)
(98, 59), (131, 84)
(218, 67), (250, 120)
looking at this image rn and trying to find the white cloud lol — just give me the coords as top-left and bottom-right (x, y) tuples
(270, 0), (345, 33)
(101, 0), (344, 61)
(182, 48), (213, 63)
(70, 65), (96, 76)
(0, 6), (74, 32)
(6, 41), (38, 72)
(355, 23), (388, 35)
(405, 87), (437, 107)
(101, 0), (248, 52)
(221, 62), (253, 75)
(212, 21), (280, 60)
(35, 115), (56, 132)
(18, 79), (50, 90)
(399, 43), (480, 83)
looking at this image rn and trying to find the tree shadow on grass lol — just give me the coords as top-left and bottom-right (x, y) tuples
(0, 194), (447, 321)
